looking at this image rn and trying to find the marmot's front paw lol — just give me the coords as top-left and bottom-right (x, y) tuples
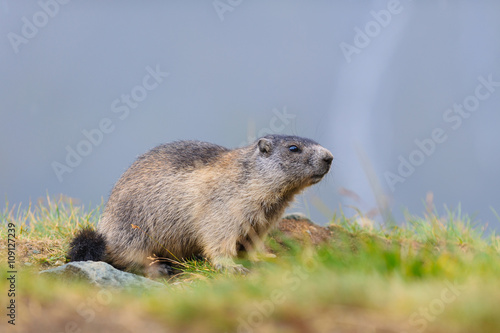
(213, 259), (249, 275)
(219, 263), (249, 275)
(231, 264), (250, 275)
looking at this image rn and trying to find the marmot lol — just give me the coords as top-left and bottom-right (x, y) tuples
(69, 135), (333, 276)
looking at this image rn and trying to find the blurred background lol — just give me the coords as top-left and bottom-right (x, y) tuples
(1, 0), (499, 229)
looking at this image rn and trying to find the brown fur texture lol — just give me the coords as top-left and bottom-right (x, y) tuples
(74, 135), (333, 275)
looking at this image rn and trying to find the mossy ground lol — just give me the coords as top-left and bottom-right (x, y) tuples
(1, 196), (500, 332)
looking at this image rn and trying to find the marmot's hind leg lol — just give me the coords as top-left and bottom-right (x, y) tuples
(144, 261), (172, 278)
(104, 246), (154, 275)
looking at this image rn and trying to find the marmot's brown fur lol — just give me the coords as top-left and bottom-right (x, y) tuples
(69, 135), (333, 276)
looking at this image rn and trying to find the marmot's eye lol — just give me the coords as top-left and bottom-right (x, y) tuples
(289, 145), (300, 153)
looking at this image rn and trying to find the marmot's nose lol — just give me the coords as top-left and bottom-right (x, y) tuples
(323, 152), (333, 166)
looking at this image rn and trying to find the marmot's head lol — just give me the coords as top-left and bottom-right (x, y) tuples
(253, 135), (333, 192)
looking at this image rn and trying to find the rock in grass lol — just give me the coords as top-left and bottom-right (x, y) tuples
(282, 212), (312, 222)
(39, 261), (165, 290)
(272, 214), (333, 247)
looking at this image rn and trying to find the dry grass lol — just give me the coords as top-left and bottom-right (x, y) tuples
(1, 195), (500, 332)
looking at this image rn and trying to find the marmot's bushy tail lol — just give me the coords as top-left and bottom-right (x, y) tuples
(68, 227), (107, 261)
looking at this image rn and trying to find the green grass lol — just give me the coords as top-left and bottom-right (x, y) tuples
(1, 196), (500, 332)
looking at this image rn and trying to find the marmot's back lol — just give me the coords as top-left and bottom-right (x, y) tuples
(138, 140), (230, 171)
(69, 135), (333, 276)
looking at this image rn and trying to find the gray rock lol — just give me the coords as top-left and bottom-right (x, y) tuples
(282, 212), (312, 222)
(39, 261), (165, 290)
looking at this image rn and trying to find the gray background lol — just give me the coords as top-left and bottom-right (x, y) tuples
(1, 0), (499, 229)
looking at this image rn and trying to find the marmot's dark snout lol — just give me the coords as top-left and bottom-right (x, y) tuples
(322, 152), (334, 166)
(309, 148), (333, 183)
(318, 148), (334, 173)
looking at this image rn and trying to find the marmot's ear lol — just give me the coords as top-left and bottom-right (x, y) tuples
(258, 138), (273, 154)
